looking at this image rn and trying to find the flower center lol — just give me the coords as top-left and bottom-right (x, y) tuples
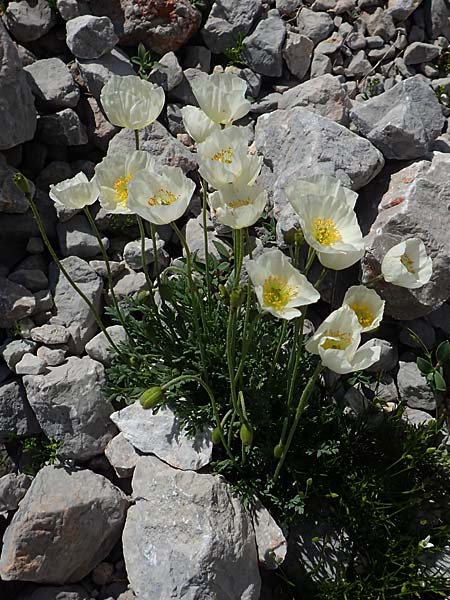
(348, 302), (375, 329)
(262, 276), (296, 311)
(400, 253), (415, 274)
(312, 218), (342, 246)
(113, 174), (133, 206)
(212, 146), (233, 164)
(228, 197), (252, 209)
(148, 188), (178, 207)
(321, 330), (353, 351)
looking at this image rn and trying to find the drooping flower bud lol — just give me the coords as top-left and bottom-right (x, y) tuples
(13, 172), (31, 195)
(273, 444), (284, 459)
(240, 422), (253, 446)
(211, 427), (222, 445)
(140, 387), (165, 409)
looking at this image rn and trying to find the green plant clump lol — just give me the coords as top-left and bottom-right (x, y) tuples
(224, 33), (246, 66)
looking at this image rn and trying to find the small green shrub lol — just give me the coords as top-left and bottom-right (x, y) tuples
(131, 43), (161, 80)
(224, 33), (246, 67)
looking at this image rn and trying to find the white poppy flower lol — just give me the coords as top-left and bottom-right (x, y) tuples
(191, 72), (251, 125)
(246, 248), (320, 320)
(381, 238), (433, 289)
(100, 75), (165, 130)
(306, 306), (381, 374)
(128, 166), (196, 225)
(285, 174), (359, 210)
(197, 126), (262, 190)
(94, 150), (155, 214)
(208, 183), (268, 229)
(181, 106), (221, 143)
(343, 285), (385, 332)
(285, 176), (364, 270)
(49, 172), (98, 209)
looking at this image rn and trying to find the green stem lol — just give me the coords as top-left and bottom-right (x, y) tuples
(273, 361), (323, 481)
(26, 193), (121, 354)
(201, 178), (212, 311)
(161, 374), (234, 462)
(304, 247), (317, 275)
(136, 215), (155, 297)
(269, 321), (288, 383)
(83, 207), (128, 333)
(134, 129), (140, 151)
(364, 274), (384, 288)
(149, 222), (162, 292)
(314, 268), (327, 290)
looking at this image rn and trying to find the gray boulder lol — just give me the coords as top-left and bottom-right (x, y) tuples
(76, 48), (134, 99)
(23, 357), (116, 461)
(202, 0), (263, 54)
(296, 8), (334, 45)
(148, 51), (183, 92)
(279, 74), (351, 125)
(282, 32), (314, 81)
(242, 10), (286, 77)
(0, 380), (40, 441)
(350, 76), (444, 160)
(30, 324), (70, 345)
(104, 432), (139, 478)
(0, 277), (36, 328)
(404, 42), (440, 65)
(85, 325), (127, 366)
(110, 402), (212, 471)
(362, 152), (450, 319)
(0, 473), (32, 512)
(66, 15), (118, 59)
(388, 0), (423, 20)
(15, 354), (47, 376)
(37, 109), (88, 147)
(123, 236), (165, 270)
(397, 361), (436, 411)
(24, 58), (80, 110)
(3, 0), (56, 42)
(0, 22), (36, 150)
(123, 456), (261, 599)
(8, 269), (48, 293)
(0, 466), (128, 583)
(1, 339), (37, 371)
(48, 256), (103, 354)
(424, 0), (450, 39)
(0, 155), (33, 213)
(57, 214), (107, 258)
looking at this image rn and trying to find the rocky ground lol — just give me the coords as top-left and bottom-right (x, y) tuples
(0, 0), (450, 598)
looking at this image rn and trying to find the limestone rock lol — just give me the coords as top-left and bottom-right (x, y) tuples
(282, 32), (314, 81)
(0, 22), (36, 150)
(242, 10), (286, 77)
(388, 0), (423, 20)
(0, 380), (40, 441)
(362, 153), (450, 319)
(85, 325), (127, 366)
(76, 48), (135, 99)
(37, 109), (88, 147)
(0, 473), (32, 512)
(1, 339), (37, 371)
(66, 15), (118, 60)
(0, 466), (128, 584)
(57, 214), (107, 258)
(202, 0), (263, 54)
(110, 402), (212, 471)
(24, 58), (80, 110)
(397, 361), (436, 411)
(23, 357), (116, 461)
(252, 500), (287, 570)
(350, 76), (444, 160)
(296, 8), (333, 45)
(0, 277), (36, 328)
(104, 432), (139, 478)
(15, 354), (47, 376)
(3, 0), (56, 43)
(123, 456), (261, 599)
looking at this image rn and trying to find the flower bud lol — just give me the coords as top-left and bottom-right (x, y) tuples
(211, 427), (222, 445)
(13, 172), (31, 195)
(137, 290), (150, 303)
(140, 386), (164, 409)
(240, 422), (253, 446)
(273, 444), (283, 459)
(230, 287), (244, 309)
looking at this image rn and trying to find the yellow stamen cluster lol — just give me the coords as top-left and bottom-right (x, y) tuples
(312, 218), (342, 246)
(148, 188), (178, 207)
(113, 174), (133, 205)
(262, 276), (296, 311)
(321, 331), (352, 351)
(228, 198), (252, 209)
(400, 253), (416, 274)
(348, 302), (375, 329)
(212, 146), (233, 164)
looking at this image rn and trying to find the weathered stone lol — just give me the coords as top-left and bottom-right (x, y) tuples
(82, 96), (119, 152)
(148, 51), (183, 91)
(310, 51), (332, 77)
(402, 407), (435, 427)
(76, 48), (135, 99)
(57, 214), (107, 259)
(296, 8), (334, 45)
(397, 361), (436, 411)
(123, 236), (165, 270)
(350, 76), (444, 160)
(30, 324), (70, 345)
(57, 0), (89, 20)
(36, 346), (67, 367)
(104, 432), (139, 478)
(315, 33), (343, 55)
(23, 357), (116, 461)
(112, 269), (147, 301)
(388, 0), (423, 20)
(66, 15), (118, 60)
(8, 270), (48, 293)
(37, 109), (88, 147)
(0, 277), (36, 328)
(362, 153), (450, 319)
(279, 74), (350, 125)
(277, 0), (303, 15)
(49, 256), (103, 354)
(85, 326), (127, 366)
(109, 122), (196, 173)
(18, 584), (93, 600)
(1, 339), (37, 371)
(0, 22), (36, 150)
(242, 10), (286, 78)
(424, 0), (450, 39)
(0, 466), (128, 584)
(123, 456), (261, 599)
(3, 0), (56, 42)
(345, 49), (372, 77)
(365, 339), (398, 372)
(282, 32), (314, 80)
(225, 65), (262, 99)
(404, 42), (440, 64)
(169, 66), (207, 105)
(0, 474), (32, 512)
(362, 7), (397, 41)
(202, 0), (263, 54)
(0, 380), (40, 441)
(110, 402), (212, 471)
(15, 354), (47, 376)
(399, 318), (435, 349)
(185, 213), (225, 262)
(255, 108), (384, 228)
(252, 500), (287, 570)
(24, 58), (80, 110)
(33, 290), (53, 314)
(182, 45), (211, 71)
(0, 156), (33, 214)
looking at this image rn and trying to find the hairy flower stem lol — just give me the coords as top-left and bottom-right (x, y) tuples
(161, 375), (235, 462)
(83, 207), (128, 333)
(22, 186), (121, 354)
(273, 361), (323, 482)
(201, 178), (212, 311)
(304, 247), (317, 275)
(149, 222), (162, 291)
(268, 321), (288, 384)
(136, 216), (156, 296)
(171, 222), (209, 381)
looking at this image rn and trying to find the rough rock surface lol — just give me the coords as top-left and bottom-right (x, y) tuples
(66, 15), (118, 60)
(110, 402), (212, 470)
(0, 21), (36, 150)
(0, 277), (36, 328)
(0, 473), (32, 512)
(397, 361), (437, 411)
(0, 466), (128, 584)
(3, 0), (56, 42)
(24, 58), (80, 110)
(243, 10), (286, 77)
(23, 357), (116, 460)
(123, 456), (261, 599)
(76, 48), (135, 99)
(202, 0), (263, 54)
(350, 76), (445, 160)
(362, 152), (450, 319)
(0, 380), (40, 441)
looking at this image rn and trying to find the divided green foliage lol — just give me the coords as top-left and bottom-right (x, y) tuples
(8, 435), (60, 476)
(224, 33), (246, 67)
(131, 43), (161, 80)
